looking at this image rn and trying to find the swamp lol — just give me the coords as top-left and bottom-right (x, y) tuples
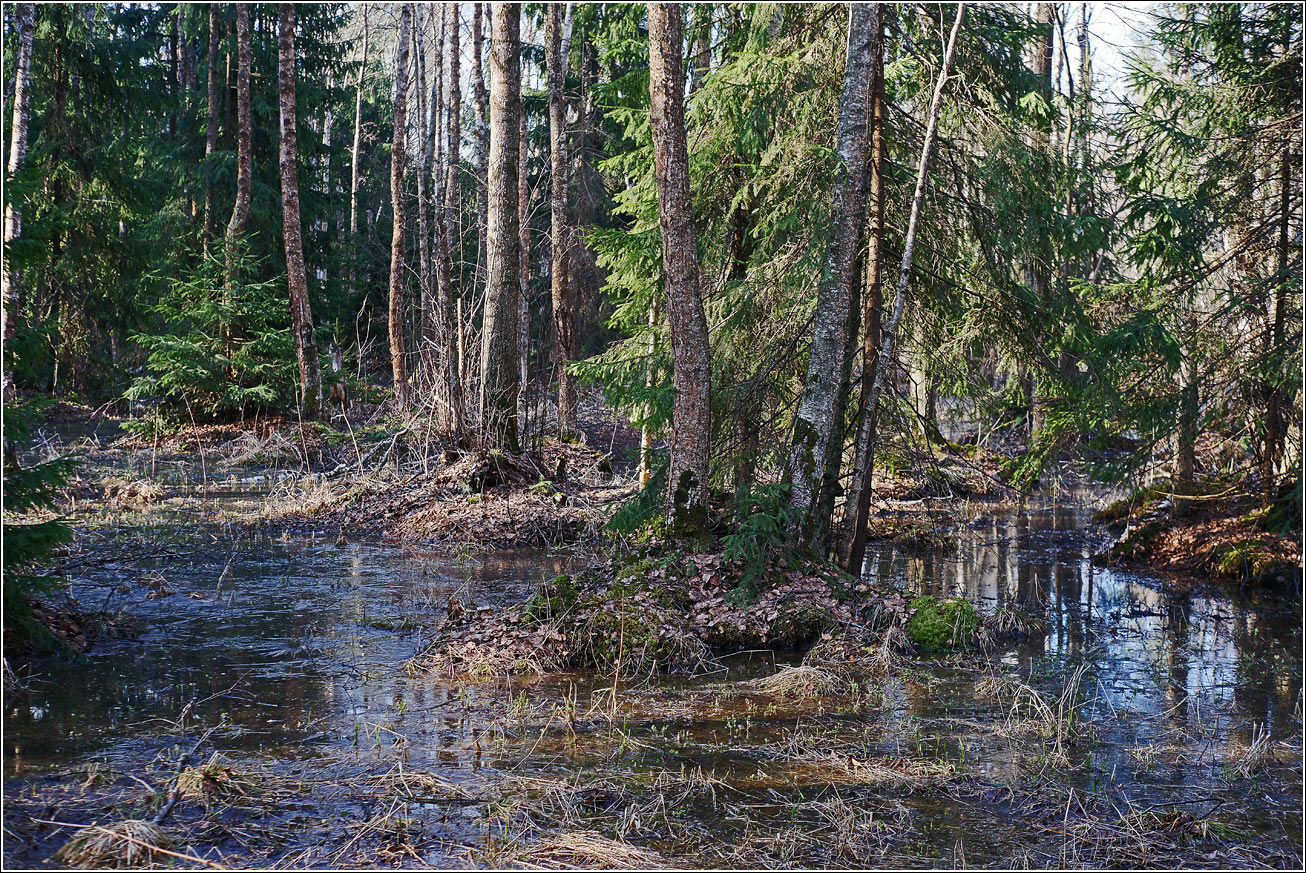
(2, 1), (1303, 870)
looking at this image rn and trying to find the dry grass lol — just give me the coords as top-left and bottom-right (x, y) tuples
(487, 830), (672, 869)
(54, 820), (174, 868)
(176, 753), (251, 803)
(100, 477), (166, 507)
(1228, 722), (1275, 778)
(748, 665), (851, 698)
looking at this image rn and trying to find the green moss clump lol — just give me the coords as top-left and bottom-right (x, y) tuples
(905, 595), (978, 652)
(1215, 541), (1285, 581)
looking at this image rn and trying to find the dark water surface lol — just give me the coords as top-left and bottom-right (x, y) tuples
(4, 485), (1301, 868)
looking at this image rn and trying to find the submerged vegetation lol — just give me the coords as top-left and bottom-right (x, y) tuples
(1, 1), (1301, 869)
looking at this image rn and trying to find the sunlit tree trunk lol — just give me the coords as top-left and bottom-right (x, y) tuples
(839, 5), (887, 571)
(840, 4), (965, 573)
(648, 3), (711, 529)
(549, 3), (578, 439)
(413, 8), (435, 380)
(2, 2), (36, 401)
(388, 3), (412, 410)
(278, 4), (322, 419)
(785, 4), (874, 550)
(481, 3), (522, 451)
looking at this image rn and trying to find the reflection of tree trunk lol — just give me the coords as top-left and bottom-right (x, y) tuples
(840, 5), (964, 573)
(387, 4), (412, 410)
(480, 3), (522, 451)
(786, 5), (875, 550)
(2, 2), (36, 401)
(648, 4), (711, 529)
(549, 4), (578, 439)
(278, 4), (322, 419)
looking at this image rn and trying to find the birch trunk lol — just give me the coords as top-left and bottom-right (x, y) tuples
(278, 4), (323, 419)
(2, 2), (36, 391)
(349, 5), (368, 243)
(224, 4), (252, 295)
(840, 4), (966, 573)
(388, 3), (412, 410)
(480, 3), (522, 451)
(785, 5), (874, 549)
(414, 9), (435, 378)
(548, 3), (578, 438)
(648, 3), (711, 529)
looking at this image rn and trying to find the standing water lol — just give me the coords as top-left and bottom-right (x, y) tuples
(4, 481), (1301, 868)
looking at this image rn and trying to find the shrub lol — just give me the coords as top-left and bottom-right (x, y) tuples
(722, 482), (800, 601)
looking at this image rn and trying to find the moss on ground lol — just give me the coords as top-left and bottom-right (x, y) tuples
(905, 595), (978, 652)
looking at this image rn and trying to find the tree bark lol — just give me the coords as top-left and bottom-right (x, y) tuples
(549, 3), (578, 438)
(224, 4), (252, 298)
(648, 3), (711, 529)
(2, 2), (36, 397)
(278, 4), (323, 419)
(689, 3), (711, 95)
(1027, 1), (1055, 444)
(517, 85), (530, 399)
(349, 5), (368, 244)
(202, 5), (219, 258)
(388, 3), (412, 410)
(838, 5), (887, 571)
(473, 3), (489, 290)
(480, 3), (522, 451)
(413, 8), (435, 378)
(840, 4), (965, 573)
(785, 4), (875, 550)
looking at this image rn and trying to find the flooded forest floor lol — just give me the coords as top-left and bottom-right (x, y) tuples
(3, 401), (1302, 869)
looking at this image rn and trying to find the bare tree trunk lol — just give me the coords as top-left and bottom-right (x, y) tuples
(1027, 1), (1055, 444)
(388, 3), (412, 410)
(648, 3), (711, 529)
(2, 2), (36, 400)
(785, 5), (875, 550)
(840, 4), (965, 573)
(349, 5), (368, 250)
(481, 3), (522, 451)
(473, 2), (489, 290)
(444, 2), (461, 288)
(202, 4), (219, 258)
(279, 4), (322, 419)
(517, 91), (530, 400)
(838, 5), (887, 571)
(1263, 138), (1294, 502)
(224, 4), (252, 298)
(549, 3), (578, 439)
(413, 8), (435, 379)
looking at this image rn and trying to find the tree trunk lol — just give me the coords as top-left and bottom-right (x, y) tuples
(549, 3), (578, 439)
(278, 4), (322, 419)
(1262, 137), (1294, 502)
(413, 8), (435, 379)
(1173, 355), (1198, 517)
(840, 4), (964, 574)
(838, 5), (887, 571)
(481, 3), (522, 451)
(202, 5), (219, 258)
(444, 2), (461, 287)
(785, 5), (875, 550)
(388, 3), (412, 410)
(473, 3), (489, 290)
(1027, 1), (1055, 445)
(224, 4), (252, 295)
(648, 3), (711, 530)
(517, 89), (530, 400)
(2, 2), (36, 399)
(349, 4), (368, 248)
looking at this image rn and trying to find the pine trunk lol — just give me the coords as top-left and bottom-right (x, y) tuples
(549, 3), (578, 439)
(785, 5), (875, 550)
(481, 3), (522, 451)
(648, 3), (711, 530)
(278, 4), (322, 420)
(388, 3), (412, 410)
(839, 4), (965, 573)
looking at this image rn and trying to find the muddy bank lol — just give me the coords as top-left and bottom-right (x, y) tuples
(1093, 486), (1302, 589)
